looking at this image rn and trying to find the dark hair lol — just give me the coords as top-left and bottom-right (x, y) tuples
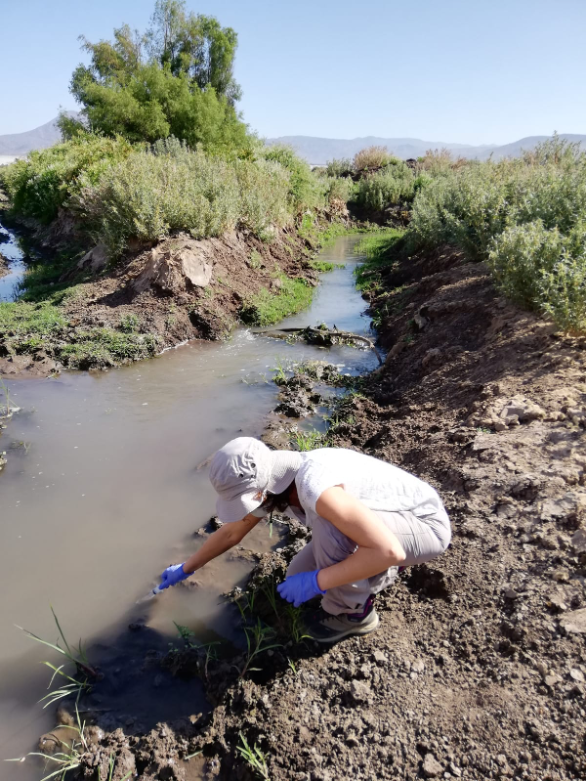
(261, 481), (295, 514)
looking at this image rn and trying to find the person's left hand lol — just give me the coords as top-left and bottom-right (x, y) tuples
(159, 563), (190, 590)
(277, 570), (325, 607)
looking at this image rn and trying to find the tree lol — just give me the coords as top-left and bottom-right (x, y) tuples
(61, 2), (246, 152)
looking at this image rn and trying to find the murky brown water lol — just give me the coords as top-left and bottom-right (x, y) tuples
(0, 236), (377, 777)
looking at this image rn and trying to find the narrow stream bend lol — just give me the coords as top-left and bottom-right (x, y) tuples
(0, 236), (377, 777)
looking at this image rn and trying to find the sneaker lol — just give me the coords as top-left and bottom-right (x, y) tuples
(304, 605), (380, 643)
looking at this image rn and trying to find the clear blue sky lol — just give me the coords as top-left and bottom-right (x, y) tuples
(0, 0), (585, 144)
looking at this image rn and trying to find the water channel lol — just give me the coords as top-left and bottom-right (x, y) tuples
(0, 235), (378, 778)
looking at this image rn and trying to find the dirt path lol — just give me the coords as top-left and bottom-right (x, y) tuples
(37, 246), (587, 780)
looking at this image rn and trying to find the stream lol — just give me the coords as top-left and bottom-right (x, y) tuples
(0, 235), (378, 778)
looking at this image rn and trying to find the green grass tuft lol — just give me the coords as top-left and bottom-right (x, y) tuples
(240, 275), (314, 326)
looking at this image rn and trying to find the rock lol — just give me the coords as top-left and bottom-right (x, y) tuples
(350, 679), (371, 703)
(499, 395), (546, 423)
(130, 240), (213, 297)
(78, 242), (108, 272)
(180, 248), (214, 287)
(544, 674), (562, 688)
(423, 753), (444, 778)
(569, 668), (584, 682)
(373, 650), (387, 665)
(412, 660), (426, 673)
(560, 608), (586, 634)
(571, 529), (586, 552)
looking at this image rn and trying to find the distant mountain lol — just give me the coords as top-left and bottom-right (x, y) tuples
(1, 117), (584, 163)
(266, 134), (586, 165)
(0, 117), (66, 156)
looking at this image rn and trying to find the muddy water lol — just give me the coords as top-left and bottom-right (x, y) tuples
(0, 220), (28, 302)
(0, 236), (376, 776)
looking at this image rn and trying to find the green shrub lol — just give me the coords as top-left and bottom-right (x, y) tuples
(263, 145), (325, 213)
(75, 144), (293, 256)
(353, 146), (394, 173)
(355, 164), (415, 211)
(408, 135), (586, 332)
(325, 176), (355, 205)
(326, 158), (352, 178)
(488, 220), (586, 332)
(0, 134), (133, 223)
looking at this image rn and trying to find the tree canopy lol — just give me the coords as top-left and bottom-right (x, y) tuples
(62, 0), (247, 153)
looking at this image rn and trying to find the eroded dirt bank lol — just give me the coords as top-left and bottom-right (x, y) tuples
(0, 224), (323, 377)
(41, 248), (586, 780)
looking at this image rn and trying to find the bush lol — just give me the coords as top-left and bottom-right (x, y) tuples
(488, 220), (585, 332)
(353, 146), (394, 173)
(325, 176), (355, 205)
(263, 145), (325, 213)
(326, 158), (352, 178)
(74, 143), (293, 256)
(355, 164), (415, 211)
(408, 135), (586, 332)
(0, 134), (133, 223)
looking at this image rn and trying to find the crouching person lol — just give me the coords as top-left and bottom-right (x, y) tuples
(158, 437), (451, 643)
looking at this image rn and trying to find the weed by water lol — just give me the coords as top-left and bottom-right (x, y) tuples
(172, 622), (220, 679)
(119, 313), (139, 333)
(284, 603), (310, 644)
(237, 732), (270, 780)
(240, 275), (314, 327)
(17, 608), (95, 708)
(290, 428), (323, 452)
(7, 707), (133, 781)
(240, 618), (281, 678)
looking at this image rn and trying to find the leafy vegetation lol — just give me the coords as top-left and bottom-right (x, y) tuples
(17, 608), (96, 709)
(353, 145), (395, 172)
(61, 0), (247, 153)
(237, 732), (270, 780)
(0, 135), (133, 224)
(75, 139), (292, 256)
(407, 136), (585, 331)
(355, 163), (415, 211)
(240, 275), (314, 326)
(263, 145), (325, 213)
(0, 300), (160, 368)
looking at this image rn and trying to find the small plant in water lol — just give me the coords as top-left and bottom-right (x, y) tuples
(290, 428), (323, 452)
(237, 732), (271, 780)
(17, 607), (96, 708)
(7, 705), (133, 781)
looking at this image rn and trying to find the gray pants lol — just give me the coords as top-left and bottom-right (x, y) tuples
(287, 509), (451, 615)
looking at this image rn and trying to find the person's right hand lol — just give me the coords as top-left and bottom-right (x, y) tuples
(159, 563), (190, 590)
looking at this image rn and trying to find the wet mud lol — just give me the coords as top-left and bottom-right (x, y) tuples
(3, 241), (586, 780)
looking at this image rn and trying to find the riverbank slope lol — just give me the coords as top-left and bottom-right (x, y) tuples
(63, 242), (586, 781)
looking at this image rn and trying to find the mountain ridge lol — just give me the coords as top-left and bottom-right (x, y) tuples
(0, 117), (584, 162)
(266, 133), (586, 164)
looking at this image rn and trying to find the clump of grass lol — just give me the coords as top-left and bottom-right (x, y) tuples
(17, 607), (96, 709)
(353, 146), (395, 172)
(290, 428), (323, 452)
(7, 706), (132, 781)
(354, 229), (405, 294)
(237, 732), (270, 780)
(57, 328), (160, 368)
(240, 276), (314, 326)
(248, 250), (263, 269)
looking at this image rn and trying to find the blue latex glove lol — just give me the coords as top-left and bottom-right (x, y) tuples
(159, 563), (190, 590)
(277, 570), (325, 607)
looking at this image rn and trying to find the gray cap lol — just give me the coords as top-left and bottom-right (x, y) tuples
(209, 437), (302, 522)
